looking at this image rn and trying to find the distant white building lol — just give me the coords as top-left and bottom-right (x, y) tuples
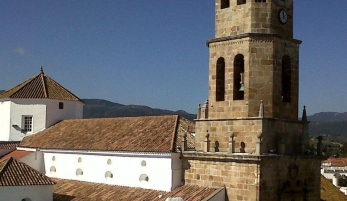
(321, 158), (347, 195)
(0, 68), (84, 141)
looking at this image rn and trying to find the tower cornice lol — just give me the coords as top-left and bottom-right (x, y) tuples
(206, 33), (302, 47)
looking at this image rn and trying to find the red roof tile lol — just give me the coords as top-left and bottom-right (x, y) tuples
(0, 69), (83, 102)
(0, 157), (55, 186)
(323, 158), (347, 167)
(53, 179), (221, 201)
(0, 141), (20, 149)
(20, 115), (194, 153)
(0, 150), (32, 161)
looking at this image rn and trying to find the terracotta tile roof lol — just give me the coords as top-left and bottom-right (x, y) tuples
(20, 115), (195, 153)
(53, 179), (221, 201)
(0, 141), (20, 149)
(323, 158), (347, 167)
(0, 69), (83, 102)
(0, 150), (32, 161)
(321, 176), (347, 201)
(0, 157), (55, 186)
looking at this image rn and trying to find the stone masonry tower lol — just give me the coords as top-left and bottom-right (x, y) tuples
(183, 1), (322, 200)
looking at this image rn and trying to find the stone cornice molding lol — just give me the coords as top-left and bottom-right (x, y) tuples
(207, 33), (302, 47)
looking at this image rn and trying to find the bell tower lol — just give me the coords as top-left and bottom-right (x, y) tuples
(183, 1), (322, 200)
(195, 0), (303, 153)
(208, 0), (299, 121)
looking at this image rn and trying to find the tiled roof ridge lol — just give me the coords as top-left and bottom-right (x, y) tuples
(40, 70), (48, 98)
(0, 157), (13, 176)
(52, 115), (181, 123)
(171, 115), (180, 152)
(0, 157), (56, 186)
(0, 75), (36, 97)
(17, 147), (173, 155)
(0, 69), (83, 102)
(43, 74), (84, 102)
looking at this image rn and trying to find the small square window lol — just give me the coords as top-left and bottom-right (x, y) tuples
(237, 0), (246, 5)
(59, 102), (64, 109)
(221, 0), (230, 9)
(22, 116), (33, 133)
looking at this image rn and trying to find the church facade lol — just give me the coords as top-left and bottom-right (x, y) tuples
(183, 0), (322, 200)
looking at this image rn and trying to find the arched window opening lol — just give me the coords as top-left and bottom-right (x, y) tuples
(22, 199), (32, 201)
(59, 102), (64, 109)
(233, 54), (245, 100)
(50, 166), (56, 174)
(141, 160), (146, 167)
(237, 0), (246, 5)
(76, 168), (83, 177)
(139, 174), (149, 183)
(105, 171), (113, 180)
(221, 0), (230, 9)
(216, 57), (225, 101)
(282, 55), (291, 102)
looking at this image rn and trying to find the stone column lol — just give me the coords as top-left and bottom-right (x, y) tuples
(197, 104), (201, 119)
(255, 132), (263, 155)
(200, 100), (209, 120)
(228, 133), (235, 154)
(182, 133), (187, 152)
(204, 132), (210, 152)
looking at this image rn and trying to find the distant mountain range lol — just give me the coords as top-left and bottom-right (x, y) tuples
(82, 98), (347, 122)
(1, 88), (346, 142)
(307, 112), (347, 122)
(82, 99), (196, 121)
(82, 99), (347, 142)
(306, 112), (347, 142)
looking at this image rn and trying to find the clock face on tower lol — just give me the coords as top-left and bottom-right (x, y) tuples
(278, 9), (288, 24)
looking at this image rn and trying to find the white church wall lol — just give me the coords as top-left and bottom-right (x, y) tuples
(171, 153), (183, 190)
(6, 99), (83, 141)
(44, 152), (176, 191)
(0, 100), (11, 141)
(0, 185), (53, 201)
(45, 100), (83, 128)
(9, 100), (46, 141)
(20, 151), (45, 173)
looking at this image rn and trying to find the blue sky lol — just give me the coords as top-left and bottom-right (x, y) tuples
(1, 1), (346, 116)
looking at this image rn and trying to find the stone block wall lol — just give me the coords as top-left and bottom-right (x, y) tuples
(183, 153), (322, 201)
(259, 156), (322, 201)
(215, 0), (293, 39)
(194, 118), (308, 155)
(183, 153), (260, 201)
(194, 118), (263, 153)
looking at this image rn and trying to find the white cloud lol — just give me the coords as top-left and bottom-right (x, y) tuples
(12, 47), (27, 56)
